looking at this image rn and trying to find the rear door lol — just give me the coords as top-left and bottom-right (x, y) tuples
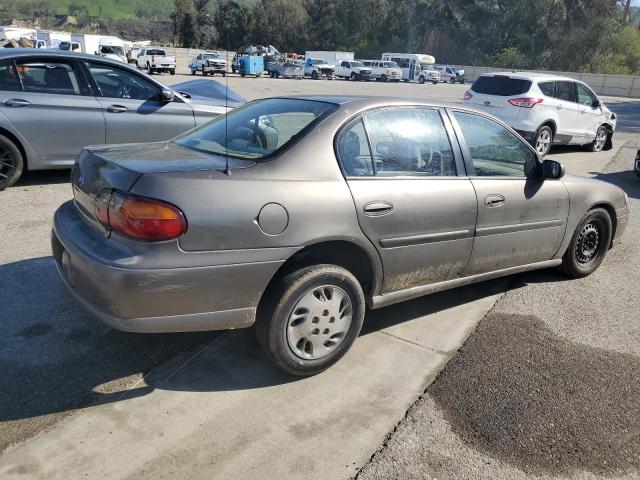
(82, 60), (195, 144)
(0, 56), (105, 164)
(553, 80), (580, 140)
(466, 75), (533, 126)
(337, 106), (477, 294)
(449, 110), (569, 274)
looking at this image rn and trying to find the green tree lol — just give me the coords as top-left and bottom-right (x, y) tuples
(251, 0), (308, 52)
(214, 0), (252, 50)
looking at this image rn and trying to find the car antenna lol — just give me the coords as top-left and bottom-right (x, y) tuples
(223, 0), (231, 176)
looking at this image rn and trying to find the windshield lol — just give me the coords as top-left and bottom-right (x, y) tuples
(175, 98), (338, 160)
(311, 59), (324, 65)
(100, 45), (124, 55)
(420, 63), (435, 70)
(383, 61), (398, 68)
(351, 61), (364, 67)
(204, 54), (224, 60)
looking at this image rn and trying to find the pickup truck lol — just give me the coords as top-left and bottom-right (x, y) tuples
(304, 58), (335, 80)
(189, 51), (227, 76)
(335, 60), (372, 81)
(137, 47), (176, 75)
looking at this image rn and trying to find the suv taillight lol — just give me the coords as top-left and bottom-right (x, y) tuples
(463, 91), (473, 100)
(508, 97), (544, 108)
(96, 192), (187, 241)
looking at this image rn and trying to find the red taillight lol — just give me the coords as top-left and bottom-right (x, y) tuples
(96, 192), (187, 241)
(464, 91), (473, 100)
(508, 97), (543, 108)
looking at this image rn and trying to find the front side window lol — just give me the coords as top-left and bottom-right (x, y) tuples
(555, 81), (576, 102)
(341, 61), (349, 68)
(576, 83), (597, 107)
(15, 59), (89, 95)
(0, 59), (21, 92)
(364, 108), (456, 177)
(336, 119), (373, 176)
(453, 111), (537, 177)
(176, 98), (338, 160)
(85, 61), (161, 101)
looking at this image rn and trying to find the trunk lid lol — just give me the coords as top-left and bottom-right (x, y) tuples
(71, 141), (253, 233)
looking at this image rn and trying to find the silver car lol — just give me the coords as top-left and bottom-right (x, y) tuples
(52, 96), (629, 376)
(0, 49), (245, 186)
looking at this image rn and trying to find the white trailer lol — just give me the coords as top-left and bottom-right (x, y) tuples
(305, 51), (354, 66)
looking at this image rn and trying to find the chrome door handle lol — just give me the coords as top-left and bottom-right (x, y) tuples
(3, 98), (31, 107)
(363, 201), (393, 216)
(484, 194), (505, 208)
(107, 105), (128, 113)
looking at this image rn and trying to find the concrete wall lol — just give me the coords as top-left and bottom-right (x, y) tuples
(462, 65), (640, 98)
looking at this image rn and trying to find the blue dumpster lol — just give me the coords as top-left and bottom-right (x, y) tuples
(239, 56), (264, 77)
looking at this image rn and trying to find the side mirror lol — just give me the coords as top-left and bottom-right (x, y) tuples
(543, 159), (565, 179)
(593, 99), (602, 109)
(161, 89), (174, 102)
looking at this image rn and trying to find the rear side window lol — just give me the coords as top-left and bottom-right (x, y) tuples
(0, 59), (21, 92)
(555, 81), (576, 102)
(471, 76), (532, 96)
(538, 81), (555, 97)
(15, 59), (89, 95)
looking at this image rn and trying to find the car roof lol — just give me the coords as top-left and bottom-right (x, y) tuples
(0, 48), (130, 67)
(481, 71), (576, 82)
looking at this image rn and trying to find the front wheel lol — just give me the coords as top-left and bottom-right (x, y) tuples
(311, 70), (318, 80)
(431, 80), (438, 85)
(533, 125), (553, 156)
(169, 69), (175, 76)
(0, 134), (24, 187)
(256, 265), (366, 376)
(590, 126), (609, 152)
(381, 74), (388, 82)
(418, 76), (425, 84)
(350, 72), (357, 81)
(561, 208), (612, 278)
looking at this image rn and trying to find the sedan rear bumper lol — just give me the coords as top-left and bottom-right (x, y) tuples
(52, 201), (283, 333)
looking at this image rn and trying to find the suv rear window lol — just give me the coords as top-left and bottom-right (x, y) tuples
(471, 76), (532, 96)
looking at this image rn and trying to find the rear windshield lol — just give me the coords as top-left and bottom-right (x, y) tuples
(175, 98), (338, 160)
(146, 49), (166, 56)
(472, 75), (532, 96)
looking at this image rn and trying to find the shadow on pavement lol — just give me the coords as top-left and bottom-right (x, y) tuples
(12, 169), (71, 187)
(591, 167), (640, 200)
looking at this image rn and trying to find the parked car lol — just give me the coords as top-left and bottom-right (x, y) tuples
(189, 51), (227, 76)
(335, 60), (372, 81)
(137, 47), (176, 75)
(304, 57), (335, 80)
(52, 96), (628, 376)
(361, 60), (402, 82)
(436, 65), (465, 83)
(0, 49), (244, 186)
(464, 73), (617, 156)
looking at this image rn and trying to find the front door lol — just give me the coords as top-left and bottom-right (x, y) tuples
(1, 56), (105, 165)
(337, 107), (477, 294)
(82, 60), (195, 144)
(554, 80), (581, 142)
(576, 82), (603, 143)
(450, 110), (569, 275)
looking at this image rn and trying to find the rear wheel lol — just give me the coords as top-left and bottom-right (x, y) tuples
(169, 69), (175, 76)
(0, 134), (24, 187)
(256, 265), (365, 376)
(450, 77), (455, 84)
(534, 125), (553, 156)
(381, 74), (388, 82)
(419, 76), (425, 84)
(561, 208), (612, 278)
(590, 126), (608, 152)
(311, 70), (318, 80)
(351, 72), (357, 81)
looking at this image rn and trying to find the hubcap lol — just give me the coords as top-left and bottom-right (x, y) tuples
(0, 147), (16, 181)
(594, 130), (607, 151)
(536, 130), (552, 154)
(286, 285), (353, 360)
(576, 222), (600, 265)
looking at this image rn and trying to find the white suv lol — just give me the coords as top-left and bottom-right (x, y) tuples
(361, 60), (402, 82)
(464, 73), (617, 155)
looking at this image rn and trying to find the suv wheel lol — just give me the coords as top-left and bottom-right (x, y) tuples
(311, 70), (318, 80)
(0, 134), (24, 187)
(534, 125), (553, 156)
(381, 74), (388, 82)
(590, 126), (608, 152)
(256, 265), (365, 376)
(561, 208), (612, 278)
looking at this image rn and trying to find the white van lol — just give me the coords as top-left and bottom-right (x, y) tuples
(361, 60), (402, 82)
(381, 53), (440, 84)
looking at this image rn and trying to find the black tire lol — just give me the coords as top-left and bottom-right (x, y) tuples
(191, 70), (196, 76)
(222, 71), (226, 77)
(418, 76), (425, 84)
(351, 72), (357, 81)
(561, 208), (612, 278)
(0, 134), (24, 187)
(147, 63), (154, 75)
(533, 125), (553, 156)
(450, 77), (455, 83)
(589, 125), (609, 152)
(256, 264), (366, 376)
(432, 80), (438, 85)
(169, 69), (175, 76)
(311, 70), (318, 80)
(381, 74), (388, 82)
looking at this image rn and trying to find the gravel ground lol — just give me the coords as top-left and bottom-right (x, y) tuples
(357, 141), (640, 479)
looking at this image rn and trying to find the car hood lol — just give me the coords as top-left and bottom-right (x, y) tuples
(172, 79), (246, 108)
(85, 141), (254, 175)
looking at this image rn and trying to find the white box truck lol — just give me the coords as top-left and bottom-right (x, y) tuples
(305, 51), (354, 66)
(70, 34), (127, 63)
